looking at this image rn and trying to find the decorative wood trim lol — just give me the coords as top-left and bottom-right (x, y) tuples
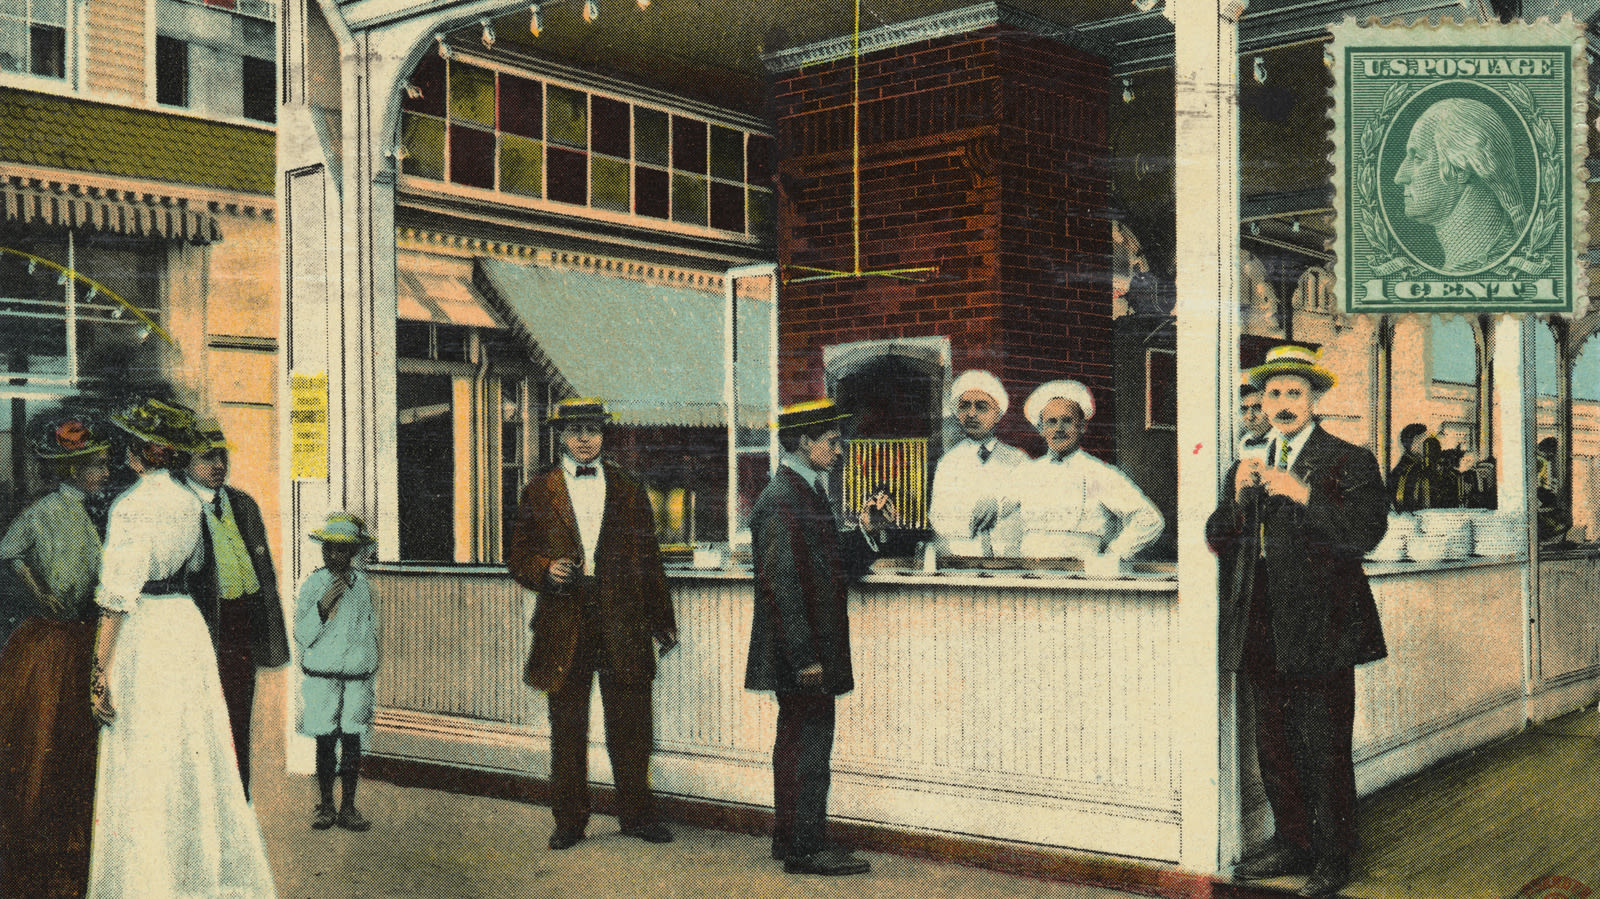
(397, 226), (727, 293)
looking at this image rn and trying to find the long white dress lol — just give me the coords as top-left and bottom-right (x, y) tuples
(87, 469), (276, 899)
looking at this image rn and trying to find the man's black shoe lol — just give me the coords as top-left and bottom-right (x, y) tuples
(1298, 857), (1351, 897)
(620, 822), (674, 843)
(784, 847), (871, 876)
(548, 826), (586, 850)
(1233, 845), (1314, 880)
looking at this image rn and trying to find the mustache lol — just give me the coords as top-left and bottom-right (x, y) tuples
(1274, 412), (1299, 421)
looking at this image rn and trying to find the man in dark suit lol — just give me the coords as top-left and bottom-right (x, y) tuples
(745, 398), (892, 877)
(186, 419), (291, 798)
(508, 398), (677, 851)
(1206, 346), (1389, 898)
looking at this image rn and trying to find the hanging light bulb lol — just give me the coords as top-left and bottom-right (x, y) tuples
(1252, 56), (1267, 84)
(529, 3), (543, 36)
(26, 259), (36, 275)
(1131, 0), (1158, 11)
(480, 18), (496, 49)
(637, 0), (650, 8)
(583, 0), (598, 23)
(435, 34), (453, 60)
(404, 81), (423, 100)
(1249, 222), (1260, 236)
(1291, 220), (1301, 234)
(110, 305), (125, 319)
(86, 286), (97, 301)
(1121, 78), (1134, 104)
(57, 271), (67, 285)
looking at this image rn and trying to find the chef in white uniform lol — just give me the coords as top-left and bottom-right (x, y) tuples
(927, 370), (1027, 557)
(999, 380), (1163, 562)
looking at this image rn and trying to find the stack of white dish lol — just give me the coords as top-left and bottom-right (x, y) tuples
(1470, 512), (1524, 557)
(1367, 514), (1413, 562)
(1413, 509), (1474, 561)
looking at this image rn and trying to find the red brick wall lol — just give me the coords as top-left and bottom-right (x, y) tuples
(774, 25), (1111, 454)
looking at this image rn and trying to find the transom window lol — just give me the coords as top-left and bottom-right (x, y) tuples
(399, 53), (774, 242)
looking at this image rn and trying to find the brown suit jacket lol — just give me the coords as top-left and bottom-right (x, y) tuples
(508, 461), (674, 693)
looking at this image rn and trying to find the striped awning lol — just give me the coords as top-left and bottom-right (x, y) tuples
(0, 177), (221, 244)
(396, 250), (505, 329)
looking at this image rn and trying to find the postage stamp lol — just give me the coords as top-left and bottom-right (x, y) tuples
(1329, 17), (1589, 315)
(1516, 875), (1595, 899)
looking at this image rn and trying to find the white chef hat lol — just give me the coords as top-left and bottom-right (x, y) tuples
(946, 370), (1009, 417)
(1024, 379), (1095, 427)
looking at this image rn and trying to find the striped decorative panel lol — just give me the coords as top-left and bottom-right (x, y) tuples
(843, 438), (928, 529)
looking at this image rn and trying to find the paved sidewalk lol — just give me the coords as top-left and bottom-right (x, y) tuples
(252, 672), (1152, 899)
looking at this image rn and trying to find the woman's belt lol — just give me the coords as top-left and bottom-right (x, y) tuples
(142, 576), (189, 595)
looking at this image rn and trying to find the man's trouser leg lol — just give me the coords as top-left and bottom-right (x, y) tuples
(216, 599), (257, 797)
(774, 692), (836, 857)
(597, 669), (655, 828)
(547, 638), (599, 830)
(1284, 665), (1358, 863)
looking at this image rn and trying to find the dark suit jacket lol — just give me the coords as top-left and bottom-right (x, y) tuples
(508, 462), (675, 693)
(744, 466), (876, 696)
(1205, 424), (1389, 676)
(192, 485), (291, 668)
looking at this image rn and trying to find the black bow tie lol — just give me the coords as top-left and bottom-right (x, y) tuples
(575, 465), (598, 478)
(977, 444), (992, 464)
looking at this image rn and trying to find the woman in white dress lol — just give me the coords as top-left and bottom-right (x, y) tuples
(87, 398), (276, 899)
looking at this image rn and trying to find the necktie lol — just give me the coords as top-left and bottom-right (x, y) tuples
(575, 465), (597, 478)
(1275, 440), (1290, 470)
(213, 491), (224, 518)
(977, 444), (992, 464)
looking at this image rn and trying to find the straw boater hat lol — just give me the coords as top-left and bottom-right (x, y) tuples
(109, 398), (209, 451)
(1023, 380), (1096, 428)
(309, 512), (376, 545)
(947, 370), (1009, 417)
(546, 397), (614, 427)
(30, 416), (111, 460)
(1247, 345), (1337, 392)
(775, 398), (852, 431)
(195, 418), (234, 452)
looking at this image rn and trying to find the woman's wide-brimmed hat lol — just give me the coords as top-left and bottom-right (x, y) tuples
(546, 397), (614, 427)
(309, 512), (376, 546)
(110, 398), (210, 451)
(30, 416), (111, 460)
(1246, 345), (1337, 392)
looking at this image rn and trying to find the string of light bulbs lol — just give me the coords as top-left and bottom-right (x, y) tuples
(527, 0), (652, 37)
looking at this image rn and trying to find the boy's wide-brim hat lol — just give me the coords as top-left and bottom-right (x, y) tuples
(195, 418), (234, 452)
(31, 416), (111, 460)
(547, 397), (614, 426)
(775, 398), (852, 431)
(1246, 345), (1337, 392)
(309, 512), (376, 545)
(110, 398), (210, 451)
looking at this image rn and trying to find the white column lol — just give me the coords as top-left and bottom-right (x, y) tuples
(1492, 314), (1538, 710)
(1171, 0), (1243, 875)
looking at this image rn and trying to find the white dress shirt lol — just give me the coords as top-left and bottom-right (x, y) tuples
(928, 437), (1026, 556)
(1269, 421), (1316, 471)
(1000, 449), (1164, 560)
(561, 454), (607, 575)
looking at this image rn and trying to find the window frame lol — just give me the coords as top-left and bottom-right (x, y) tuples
(0, 0), (77, 88)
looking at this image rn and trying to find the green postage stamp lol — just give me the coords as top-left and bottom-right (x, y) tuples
(1329, 18), (1589, 315)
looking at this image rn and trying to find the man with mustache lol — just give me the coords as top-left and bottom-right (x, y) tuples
(1207, 345), (1389, 897)
(999, 380), (1162, 562)
(928, 370), (1026, 557)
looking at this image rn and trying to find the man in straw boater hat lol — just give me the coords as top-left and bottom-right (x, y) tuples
(1205, 346), (1389, 897)
(185, 419), (291, 800)
(0, 414), (112, 898)
(295, 511), (380, 832)
(927, 369), (1027, 557)
(508, 397), (678, 851)
(744, 398), (893, 876)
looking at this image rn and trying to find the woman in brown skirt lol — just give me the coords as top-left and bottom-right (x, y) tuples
(0, 416), (112, 899)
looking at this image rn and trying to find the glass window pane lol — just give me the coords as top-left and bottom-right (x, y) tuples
(591, 95), (629, 158)
(449, 124), (496, 188)
(242, 56), (275, 123)
(672, 115), (706, 174)
(547, 146), (587, 205)
(404, 53), (446, 117)
(591, 155), (629, 213)
(635, 107), (668, 167)
(449, 62), (495, 127)
(1576, 335), (1600, 402)
(748, 188), (774, 240)
(747, 134), (773, 184)
(0, 21), (22, 74)
(397, 373), (456, 562)
(672, 172), (707, 225)
(28, 22), (61, 78)
(635, 166), (668, 219)
(710, 125), (742, 181)
(499, 133), (543, 198)
(1431, 315), (1476, 385)
(155, 35), (187, 106)
(547, 86), (586, 149)
(1537, 321), (1558, 396)
(710, 180), (744, 232)
(30, 0), (63, 27)
(0, 0), (23, 19)
(396, 321), (431, 359)
(401, 113), (445, 180)
(498, 73), (541, 139)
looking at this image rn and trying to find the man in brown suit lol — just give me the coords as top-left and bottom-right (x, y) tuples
(508, 398), (677, 851)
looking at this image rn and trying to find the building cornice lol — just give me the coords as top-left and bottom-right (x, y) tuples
(397, 226), (728, 293)
(761, 2), (1116, 73)
(0, 163), (275, 219)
